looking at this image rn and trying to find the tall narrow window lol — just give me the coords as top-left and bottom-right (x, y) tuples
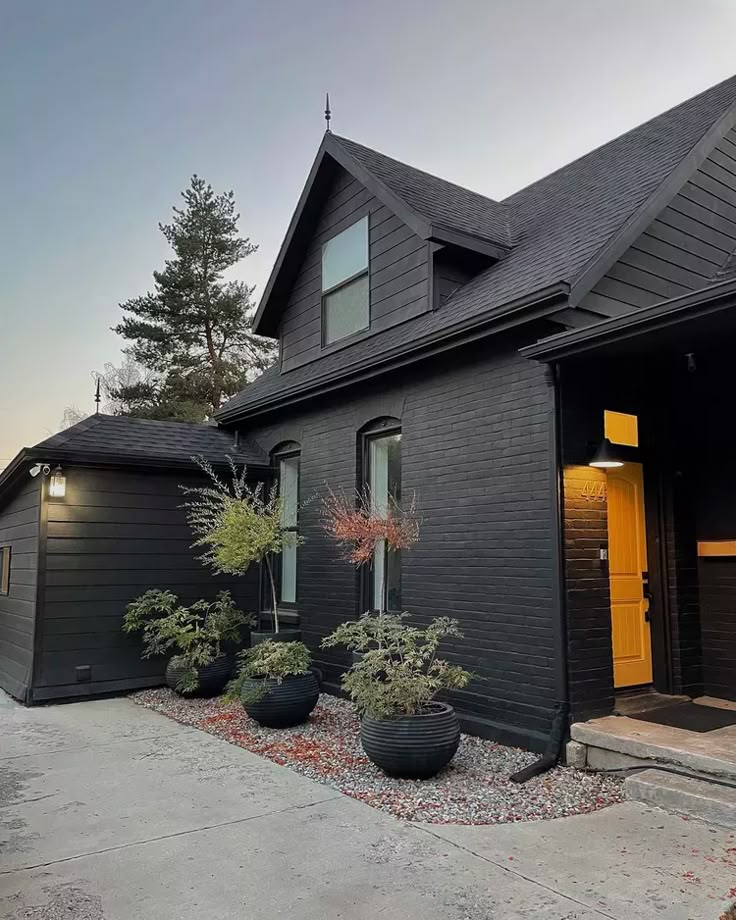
(278, 453), (300, 604)
(367, 430), (402, 611)
(0, 546), (10, 596)
(322, 216), (369, 345)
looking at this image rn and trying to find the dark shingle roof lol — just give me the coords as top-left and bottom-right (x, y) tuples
(32, 415), (268, 467)
(219, 75), (736, 420)
(333, 135), (512, 247)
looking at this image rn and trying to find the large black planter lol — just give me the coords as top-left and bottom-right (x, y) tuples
(361, 702), (460, 779)
(165, 655), (234, 698)
(250, 628), (302, 647)
(240, 672), (319, 728)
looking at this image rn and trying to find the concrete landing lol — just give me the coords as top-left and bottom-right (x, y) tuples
(626, 769), (736, 828)
(570, 715), (736, 780)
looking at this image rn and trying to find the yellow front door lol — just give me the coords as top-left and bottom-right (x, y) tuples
(606, 462), (653, 687)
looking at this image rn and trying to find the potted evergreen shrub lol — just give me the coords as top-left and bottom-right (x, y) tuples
(322, 613), (472, 778)
(123, 589), (253, 696)
(183, 458), (303, 645)
(227, 640), (319, 727)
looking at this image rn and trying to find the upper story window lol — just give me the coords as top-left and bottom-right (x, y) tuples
(276, 450), (300, 605)
(322, 216), (369, 345)
(0, 546), (10, 596)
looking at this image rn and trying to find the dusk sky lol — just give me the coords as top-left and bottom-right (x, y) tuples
(2, 0), (735, 463)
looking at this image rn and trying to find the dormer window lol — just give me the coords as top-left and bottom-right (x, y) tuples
(321, 216), (369, 345)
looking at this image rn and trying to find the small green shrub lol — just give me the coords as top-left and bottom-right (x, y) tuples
(322, 613), (473, 719)
(123, 589), (254, 693)
(182, 457), (305, 634)
(227, 640), (312, 704)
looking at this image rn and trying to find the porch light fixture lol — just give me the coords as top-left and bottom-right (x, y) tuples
(49, 466), (66, 498)
(588, 439), (624, 469)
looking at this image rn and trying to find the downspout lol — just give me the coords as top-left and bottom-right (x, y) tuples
(511, 361), (570, 782)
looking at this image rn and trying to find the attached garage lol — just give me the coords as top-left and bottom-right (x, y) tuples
(0, 415), (266, 704)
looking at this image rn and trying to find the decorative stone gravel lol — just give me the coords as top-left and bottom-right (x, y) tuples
(131, 689), (623, 824)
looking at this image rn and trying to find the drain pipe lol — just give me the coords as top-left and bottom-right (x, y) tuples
(511, 361), (570, 784)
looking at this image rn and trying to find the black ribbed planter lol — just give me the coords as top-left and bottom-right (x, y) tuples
(240, 672), (319, 728)
(165, 655), (234, 698)
(361, 702), (460, 779)
(250, 628), (302, 647)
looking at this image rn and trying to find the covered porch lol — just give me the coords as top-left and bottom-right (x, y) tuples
(525, 281), (736, 820)
(526, 280), (736, 737)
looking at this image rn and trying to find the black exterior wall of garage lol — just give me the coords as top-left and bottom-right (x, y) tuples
(0, 466), (260, 704)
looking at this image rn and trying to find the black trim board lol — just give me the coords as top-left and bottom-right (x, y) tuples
(521, 280), (736, 362)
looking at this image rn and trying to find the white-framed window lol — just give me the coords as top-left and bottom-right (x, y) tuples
(278, 453), (300, 604)
(321, 216), (369, 345)
(0, 546), (10, 596)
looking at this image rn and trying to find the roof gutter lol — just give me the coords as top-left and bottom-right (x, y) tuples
(522, 279), (736, 362)
(218, 282), (570, 425)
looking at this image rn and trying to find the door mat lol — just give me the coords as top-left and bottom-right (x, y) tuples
(630, 702), (736, 733)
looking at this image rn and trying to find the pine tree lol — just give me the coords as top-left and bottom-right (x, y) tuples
(114, 176), (275, 420)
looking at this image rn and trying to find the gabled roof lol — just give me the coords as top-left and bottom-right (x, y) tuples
(333, 135), (512, 248)
(222, 74), (736, 422)
(30, 414), (268, 467)
(0, 415), (270, 505)
(252, 131), (513, 337)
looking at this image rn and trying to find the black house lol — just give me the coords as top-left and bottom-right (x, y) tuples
(2, 75), (736, 751)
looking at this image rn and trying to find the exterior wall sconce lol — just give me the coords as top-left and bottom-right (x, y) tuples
(588, 439), (624, 469)
(49, 466), (67, 497)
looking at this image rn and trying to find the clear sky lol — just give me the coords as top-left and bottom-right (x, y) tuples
(2, 0), (735, 463)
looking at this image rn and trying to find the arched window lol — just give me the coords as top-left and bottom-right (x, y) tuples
(361, 419), (402, 612)
(272, 442), (301, 606)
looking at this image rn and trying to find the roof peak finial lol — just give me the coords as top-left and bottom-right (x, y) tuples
(325, 92), (332, 133)
(94, 376), (101, 414)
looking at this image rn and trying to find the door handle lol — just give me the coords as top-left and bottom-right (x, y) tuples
(643, 584), (653, 622)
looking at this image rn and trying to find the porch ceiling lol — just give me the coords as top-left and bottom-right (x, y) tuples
(521, 279), (736, 363)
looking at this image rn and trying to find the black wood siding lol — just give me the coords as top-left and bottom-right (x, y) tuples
(33, 468), (259, 702)
(241, 334), (557, 751)
(581, 127), (736, 316)
(279, 164), (429, 373)
(0, 479), (40, 701)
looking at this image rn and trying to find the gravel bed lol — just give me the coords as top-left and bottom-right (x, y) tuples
(131, 689), (623, 824)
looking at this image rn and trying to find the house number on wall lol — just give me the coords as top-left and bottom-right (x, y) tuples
(582, 480), (607, 503)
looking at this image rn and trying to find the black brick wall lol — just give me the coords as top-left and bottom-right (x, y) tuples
(562, 465), (614, 721)
(240, 334), (558, 751)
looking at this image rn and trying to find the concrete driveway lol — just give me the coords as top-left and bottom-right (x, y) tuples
(1, 691), (734, 920)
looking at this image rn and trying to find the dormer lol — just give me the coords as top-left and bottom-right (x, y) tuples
(252, 133), (512, 373)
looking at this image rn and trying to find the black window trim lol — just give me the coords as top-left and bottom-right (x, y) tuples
(272, 446), (301, 609)
(359, 419), (402, 614)
(321, 214), (371, 348)
(0, 545), (11, 596)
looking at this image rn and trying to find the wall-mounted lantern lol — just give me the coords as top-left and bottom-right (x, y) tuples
(49, 466), (67, 498)
(588, 438), (624, 469)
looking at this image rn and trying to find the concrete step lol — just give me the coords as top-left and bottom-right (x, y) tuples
(570, 716), (736, 781)
(625, 769), (736, 828)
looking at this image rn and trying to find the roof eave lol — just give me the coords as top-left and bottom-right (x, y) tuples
(218, 282), (570, 425)
(522, 279), (736, 362)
